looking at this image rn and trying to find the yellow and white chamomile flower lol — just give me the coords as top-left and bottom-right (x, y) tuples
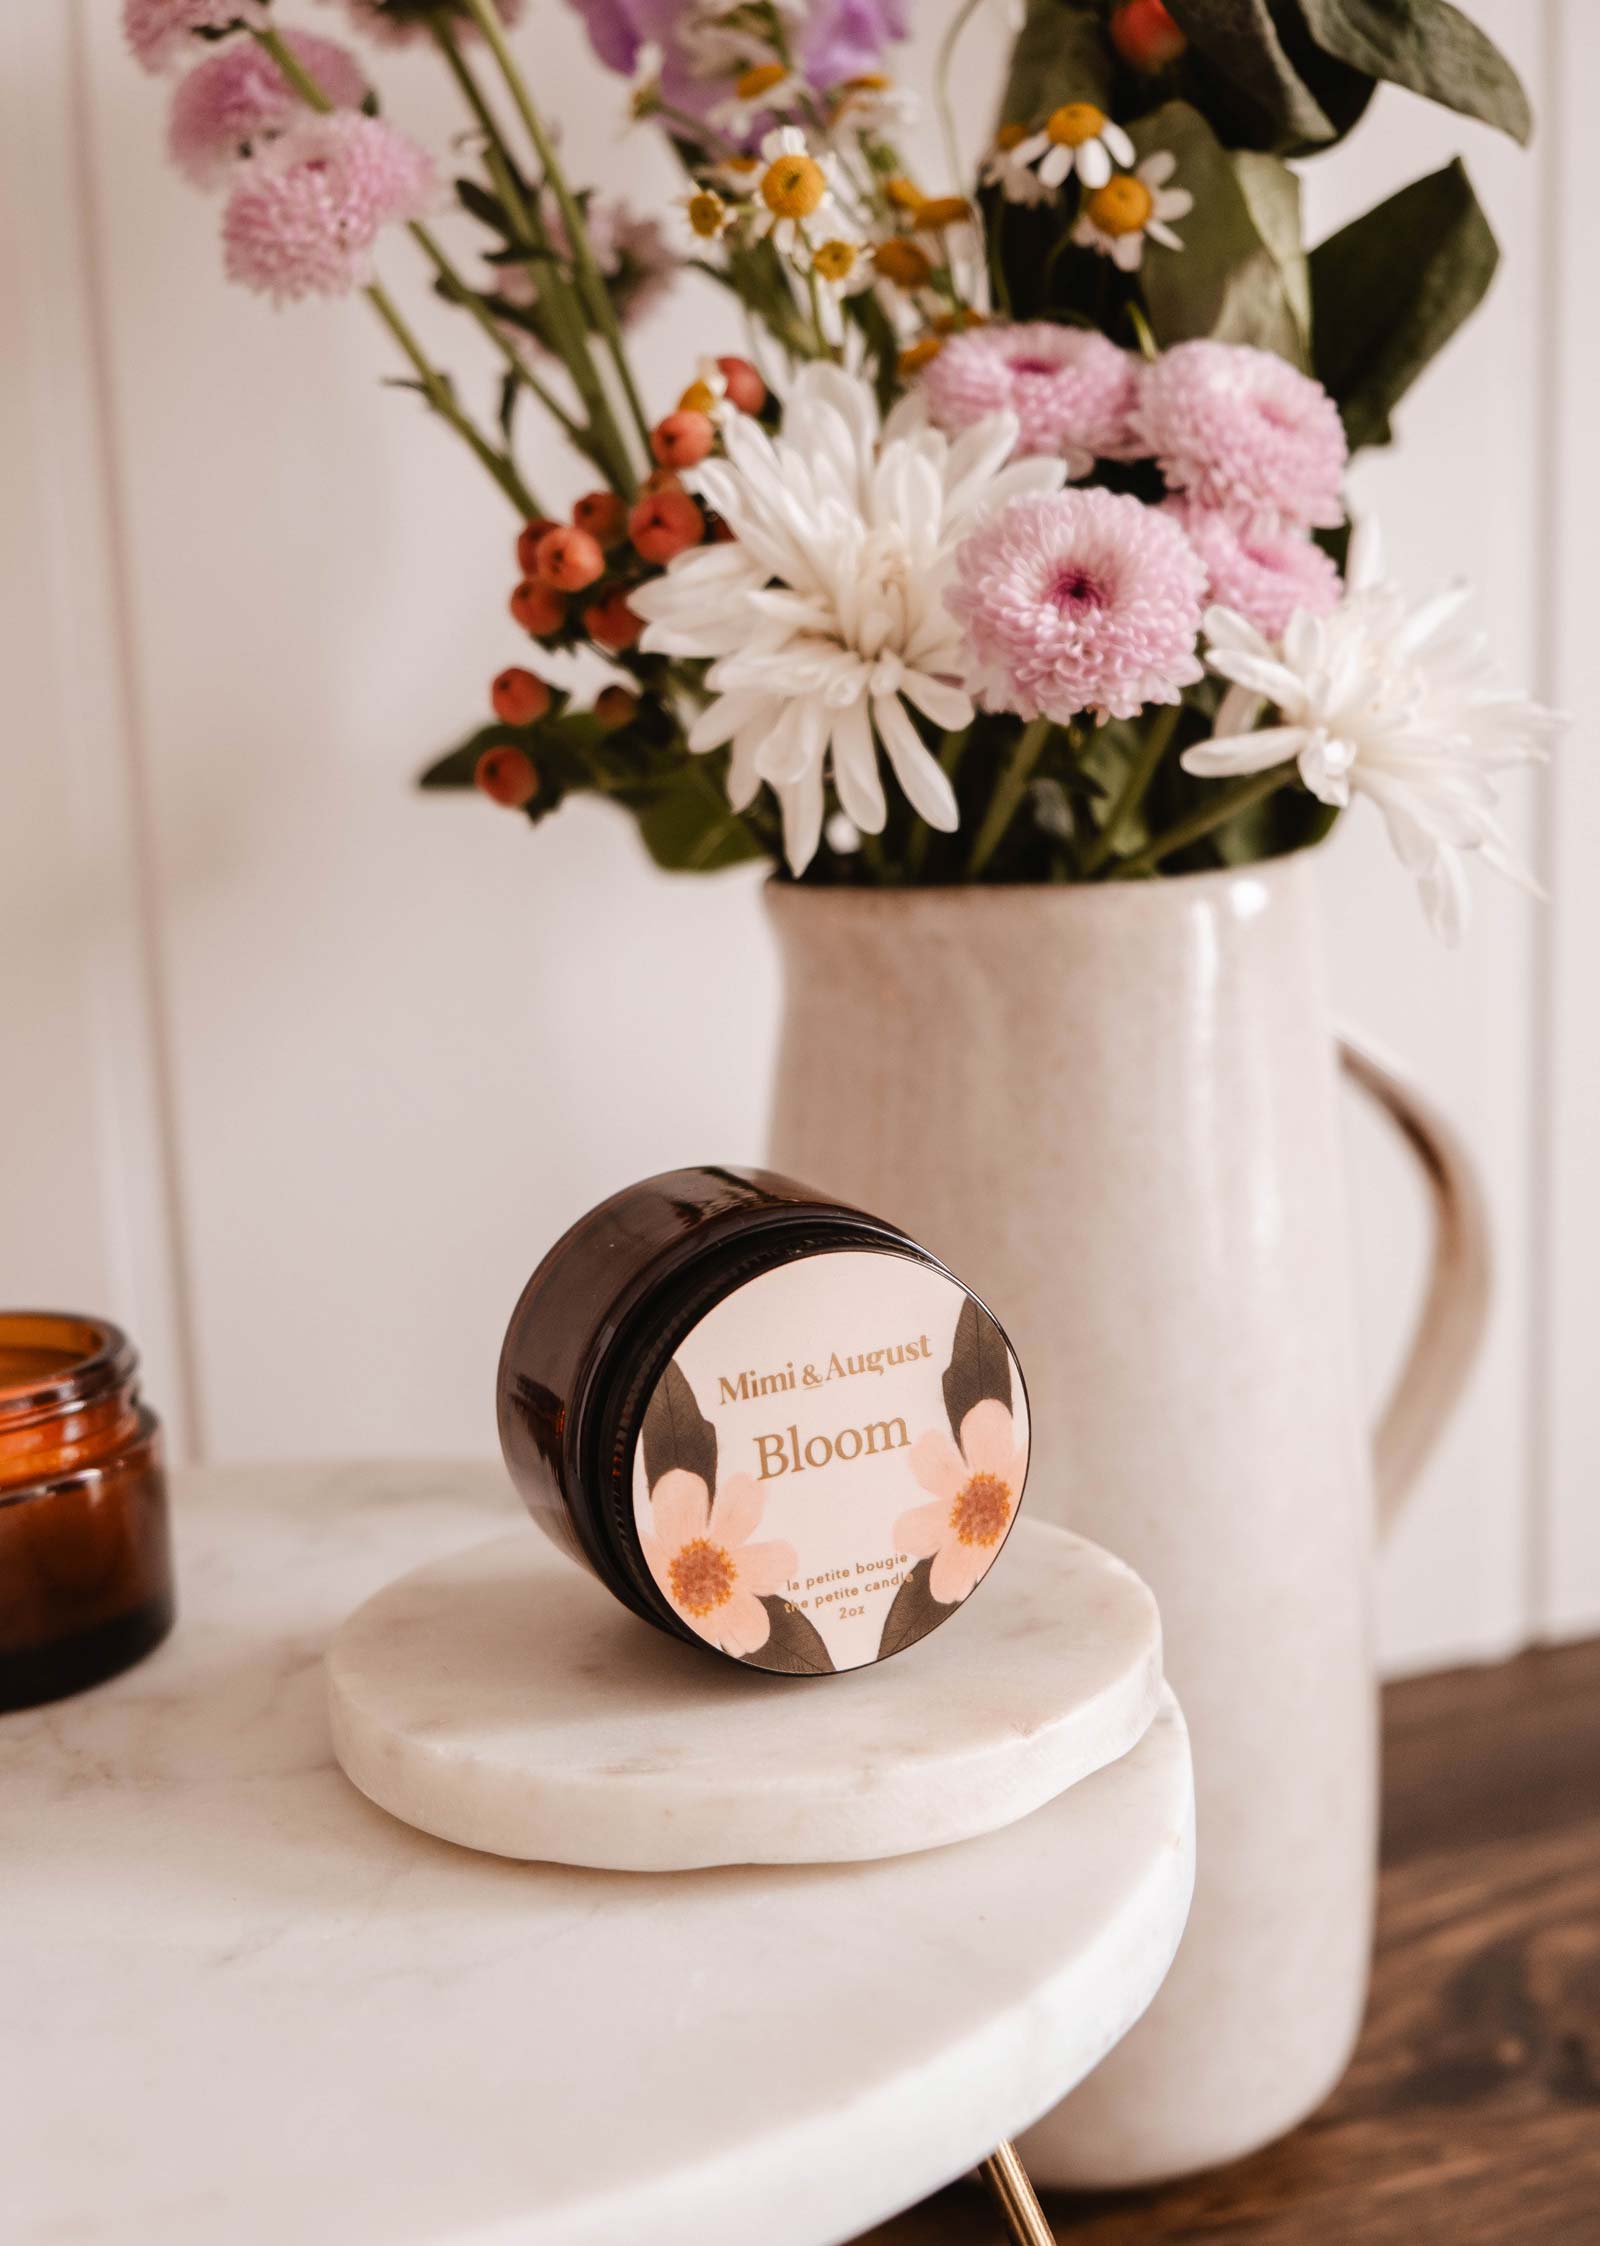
(677, 356), (730, 421)
(708, 151), (764, 197)
(906, 193), (981, 256)
(710, 58), (804, 134)
(981, 122), (1056, 206)
(1009, 103), (1135, 192)
(680, 185), (736, 243)
(751, 125), (842, 255)
(828, 72), (919, 135)
(1071, 150), (1191, 271)
(809, 233), (874, 300)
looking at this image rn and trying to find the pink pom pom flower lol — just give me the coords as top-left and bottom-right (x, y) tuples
(167, 33), (369, 189)
(1165, 500), (1342, 640)
(221, 113), (435, 303)
(337, 0), (526, 45)
(949, 488), (1207, 723)
(123, 0), (266, 74)
(1134, 340), (1347, 532)
(920, 322), (1142, 474)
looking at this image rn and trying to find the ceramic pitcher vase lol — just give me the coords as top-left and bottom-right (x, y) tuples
(766, 851), (1489, 2185)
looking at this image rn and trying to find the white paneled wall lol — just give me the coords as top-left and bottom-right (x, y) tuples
(5, 0), (1593, 1672)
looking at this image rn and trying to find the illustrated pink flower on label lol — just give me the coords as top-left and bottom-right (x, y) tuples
(894, 1400), (1028, 1607)
(640, 1467), (798, 1657)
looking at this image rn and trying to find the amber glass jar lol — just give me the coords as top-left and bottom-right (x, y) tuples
(0, 1313), (174, 1710)
(498, 1167), (1029, 1677)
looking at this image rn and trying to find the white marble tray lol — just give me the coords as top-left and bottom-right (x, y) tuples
(326, 1514), (1163, 1869)
(0, 1464), (1194, 2246)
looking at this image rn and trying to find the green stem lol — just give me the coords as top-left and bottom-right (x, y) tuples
(410, 217), (541, 382)
(483, 149), (623, 455)
(966, 718), (1050, 879)
(935, 0), (984, 195)
(1127, 300), (1159, 363)
(428, 13), (624, 476)
(250, 24), (542, 512)
(459, 0), (653, 460)
(365, 280), (538, 515)
(251, 22), (333, 110)
(686, 750), (768, 859)
(986, 200), (1013, 320)
(653, 98), (741, 154)
(1111, 764), (1298, 879)
(1082, 703), (1179, 875)
(906, 729), (969, 880)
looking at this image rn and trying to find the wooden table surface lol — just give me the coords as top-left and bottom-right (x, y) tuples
(857, 1637), (1600, 2245)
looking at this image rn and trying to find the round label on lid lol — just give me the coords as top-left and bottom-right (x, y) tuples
(630, 1248), (1029, 1674)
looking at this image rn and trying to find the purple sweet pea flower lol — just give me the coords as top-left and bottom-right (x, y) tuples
(566, 0), (907, 131)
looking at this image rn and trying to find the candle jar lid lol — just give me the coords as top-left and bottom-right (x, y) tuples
(498, 1168), (1029, 1676)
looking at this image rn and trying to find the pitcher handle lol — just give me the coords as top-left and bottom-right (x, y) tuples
(1338, 1034), (1493, 1536)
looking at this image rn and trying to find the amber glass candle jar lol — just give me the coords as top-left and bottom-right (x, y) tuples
(498, 1167), (1029, 1677)
(0, 1313), (174, 1711)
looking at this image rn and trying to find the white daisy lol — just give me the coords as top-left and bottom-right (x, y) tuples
(680, 185), (736, 244)
(1009, 103), (1135, 193)
(630, 363), (1068, 873)
(805, 229), (874, 342)
(750, 126), (843, 257)
(829, 73), (919, 136)
(710, 60), (804, 135)
(811, 233), (872, 287)
(906, 194), (980, 255)
(708, 152), (765, 198)
(1072, 151), (1191, 272)
(981, 127), (1056, 207)
(1182, 523), (1560, 942)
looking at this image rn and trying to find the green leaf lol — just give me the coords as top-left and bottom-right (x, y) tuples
(454, 175), (513, 239)
(998, 0), (1111, 126)
(496, 368), (521, 445)
(642, 1360), (719, 1494)
(419, 722), (575, 794)
(417, 698), (771, 869)
(1309, 157), (1499, 450)
(1211, 784), (1339, 866)
(1163, 0), (1337, 146)
(1294, 0), (1531, 145)
(941, 1296), (1013, 1445)
(876, 1558), (954, 1661)
(1127, 105), (1303, 359)
(752, 1598), (837, 1677)
(1225, 152), (1310, 360)
(635, 773), (764, 874)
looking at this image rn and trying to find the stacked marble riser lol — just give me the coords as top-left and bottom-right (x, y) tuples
(326, 1514), (1171, 1872)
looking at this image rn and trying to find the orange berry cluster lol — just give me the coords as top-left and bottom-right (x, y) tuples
(477, 357), (765, 810)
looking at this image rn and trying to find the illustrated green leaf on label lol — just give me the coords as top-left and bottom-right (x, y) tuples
(876, 1558), (953, 1660)
(641, 1359), (719, 1493)
(755, 1598), (838, 1676)
(941, 1296), (1013, 1448)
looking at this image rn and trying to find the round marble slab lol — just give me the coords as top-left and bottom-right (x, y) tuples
(0, 1462), (1193, 2246)
(326, 1513), (1164, 1869)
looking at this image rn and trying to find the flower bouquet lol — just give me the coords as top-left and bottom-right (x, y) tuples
(128, 0), (1554, 936)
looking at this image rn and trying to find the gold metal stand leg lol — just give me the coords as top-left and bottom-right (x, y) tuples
(977, 2140), (1056, 2245)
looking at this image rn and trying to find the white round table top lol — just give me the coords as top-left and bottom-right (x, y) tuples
(327, 1515), (1164, 1869)
(0, 1463), (1194, 2246)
